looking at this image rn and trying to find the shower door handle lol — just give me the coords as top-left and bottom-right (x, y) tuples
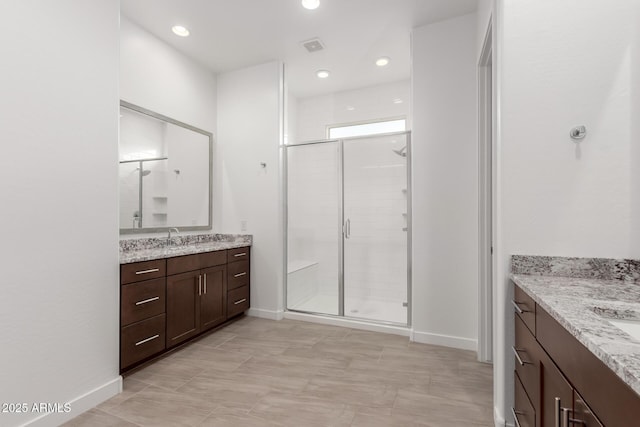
(344, 219), (351, 239)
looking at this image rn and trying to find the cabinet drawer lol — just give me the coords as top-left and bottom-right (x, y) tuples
(121, 259), (166, 284)
(228, 260), (250, 290)
(200, 250), (227, 268)
(121, 278), (166, 326)
(121, 314), (166, 369)
(227, 285), (249, 318)
(514, 313), (539, 409)
(513, 284), (536, 335)
(167, 254), (200, 276)
(228, 246), (250, 261)
(514, 372), (535, 427)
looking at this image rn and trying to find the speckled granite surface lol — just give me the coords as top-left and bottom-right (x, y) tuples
(512, 255), (640, 282)
(120, 233), (252, 264)
(511, 256), (640, 396)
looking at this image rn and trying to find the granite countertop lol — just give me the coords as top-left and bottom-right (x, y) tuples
(120, 233), (252, 264)
(510, 255), (640, 397)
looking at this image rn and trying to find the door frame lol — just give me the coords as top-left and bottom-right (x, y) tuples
(478, 21), (494, 363)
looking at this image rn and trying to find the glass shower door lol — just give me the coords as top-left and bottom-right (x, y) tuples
(286, 141), (342, 316)
(342, 133), (409, 324)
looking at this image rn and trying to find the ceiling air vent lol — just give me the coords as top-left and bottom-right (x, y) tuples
(301, 38), (325, 53)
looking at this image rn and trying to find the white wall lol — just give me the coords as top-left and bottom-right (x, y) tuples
(411, 13), (479, 350)
(120, 17), (218, 234)
(217, 61), (284, 319)
(295, 80), (411, 143)
(0, 1), (120, 426)
(493, 0), (640, 425)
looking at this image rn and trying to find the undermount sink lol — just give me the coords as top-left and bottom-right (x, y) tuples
(608, 319), (640, 342)
(591, 305), (640, 342)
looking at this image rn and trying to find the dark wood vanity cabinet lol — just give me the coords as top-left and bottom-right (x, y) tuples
(166, 252), (227, 348)
(120, 260), (167, 370)
(120, 246), (250, 372)
(227, 247), (250, 318)
(512, 282), (639, 427)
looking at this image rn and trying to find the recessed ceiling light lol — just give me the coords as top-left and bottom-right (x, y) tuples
(302, 0), (320, 10)
(376, 56), (390, 67)
(393, 98), (403, 104)
(172, 25), (190, 37)
(346, 106), (355, 111)
(316, 70), (330, 79)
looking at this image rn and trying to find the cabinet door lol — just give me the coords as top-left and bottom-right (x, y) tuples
(514, 372), (536, 427)
(573, 392), (603, 427)
(166, 271), (200, 348)
(540, 350), (573, 427)
(200, 265), (226, 331)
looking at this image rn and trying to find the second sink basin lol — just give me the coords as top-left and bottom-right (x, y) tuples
(608, 319), (640, 342)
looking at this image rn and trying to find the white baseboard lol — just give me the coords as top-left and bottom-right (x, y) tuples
(25, 376), (122, 427)
(495, 406), (512, 427)
(411, 330), (477, 351)
(247, 308), (284, 320)
(283, 311), (410, 336)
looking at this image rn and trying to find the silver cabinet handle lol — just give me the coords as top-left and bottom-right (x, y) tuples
(135, 268), (159, 275)
(512, 300), (530, 314)
(512, 346), (532, 366)
(511, 407), (523, 427)
(562, 407), (571, 427)
(135, 334), (159, 346)
(198, 275), (202, 296)
(204, 273), (207, 295)
(234, 298), (247, 305)
(135, 296), (159, 306)
(234, 252), (246, 257)
(234, 272), (247, 278)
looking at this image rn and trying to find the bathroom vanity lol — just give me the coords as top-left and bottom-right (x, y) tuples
(119, 235), (251, 372)
(510, 256), (640, 427)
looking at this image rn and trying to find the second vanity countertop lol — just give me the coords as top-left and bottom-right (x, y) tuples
(511, 264), (640, 397)
(120, 233), (252, 264)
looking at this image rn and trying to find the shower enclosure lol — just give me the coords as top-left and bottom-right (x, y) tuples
(286, 132), (411, 325)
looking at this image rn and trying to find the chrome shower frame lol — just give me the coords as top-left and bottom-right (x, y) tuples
(283, 131), (412, 328)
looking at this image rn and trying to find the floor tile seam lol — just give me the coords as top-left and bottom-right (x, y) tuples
(93, 408), (144, 427)
(97, 381), (153, 414)
(215, 406), (288, 427)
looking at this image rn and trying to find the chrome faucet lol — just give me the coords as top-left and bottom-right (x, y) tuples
(167, 227), (180, 246)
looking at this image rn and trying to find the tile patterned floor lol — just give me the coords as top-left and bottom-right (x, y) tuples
(64, 317), (494, 426)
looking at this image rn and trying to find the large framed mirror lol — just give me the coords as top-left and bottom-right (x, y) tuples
(119, 100), (213, 234)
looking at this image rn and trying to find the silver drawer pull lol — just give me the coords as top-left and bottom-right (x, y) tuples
(234, 272), (247, 278)
(511, 300), (530, 314)
(135, 334), (159, 346)
(234, 298), (247, 305)
(135, 268), (159, 275)
(512, 346), (532, 366)
(234, 252), (247, 257)
(135, 296), (159, 306)
(511, 407), (523, 427)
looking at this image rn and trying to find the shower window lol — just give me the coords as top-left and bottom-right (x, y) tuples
(327, 118), (406, 139)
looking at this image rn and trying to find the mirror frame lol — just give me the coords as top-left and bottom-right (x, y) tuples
(119, 100), (213, 235)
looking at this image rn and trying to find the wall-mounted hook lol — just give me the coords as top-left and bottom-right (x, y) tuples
(569, 125), (587, 141)
(174, 169), (180, 175)
(260, 162), (267, 168)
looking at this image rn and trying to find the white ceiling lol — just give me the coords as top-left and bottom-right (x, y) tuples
(121, 0), (478, 98)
